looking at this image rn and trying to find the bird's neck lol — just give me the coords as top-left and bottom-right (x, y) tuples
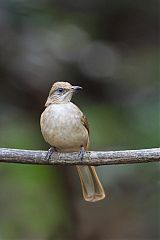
(45, 98), (72, 107)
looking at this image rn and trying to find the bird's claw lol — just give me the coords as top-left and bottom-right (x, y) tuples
(45, 147), (57, 161)
(78, 146), (85, 160)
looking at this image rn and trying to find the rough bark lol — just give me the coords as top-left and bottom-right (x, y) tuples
(0, 148), (159, 166)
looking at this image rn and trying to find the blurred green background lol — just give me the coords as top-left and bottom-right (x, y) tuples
(0, 0), (159, 239)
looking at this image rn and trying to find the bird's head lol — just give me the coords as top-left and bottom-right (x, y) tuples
(45, 82), (82, 106)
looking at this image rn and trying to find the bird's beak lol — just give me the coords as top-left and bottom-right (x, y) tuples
(71, 86), (83, 92)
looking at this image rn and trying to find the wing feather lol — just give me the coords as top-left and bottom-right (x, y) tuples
(81, 115), (89, 135)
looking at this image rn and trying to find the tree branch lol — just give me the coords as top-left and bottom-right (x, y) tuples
(0, 148), (159, 166)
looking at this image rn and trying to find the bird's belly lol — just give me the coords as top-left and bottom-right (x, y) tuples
(41, 107), (88, 152)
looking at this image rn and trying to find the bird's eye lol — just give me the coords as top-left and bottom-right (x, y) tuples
(57, 88), (64, 93)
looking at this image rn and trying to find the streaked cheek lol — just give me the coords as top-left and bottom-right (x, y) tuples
(64, 92), (72, 100)
(51, 94), (59, 101)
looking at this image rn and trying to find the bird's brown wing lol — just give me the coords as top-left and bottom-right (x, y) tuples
(81, 114), (89, 135)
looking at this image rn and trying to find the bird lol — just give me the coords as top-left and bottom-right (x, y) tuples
(40, 81), (105, 202)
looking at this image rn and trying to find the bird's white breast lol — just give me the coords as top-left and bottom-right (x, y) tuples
(40, 102), (89, 152)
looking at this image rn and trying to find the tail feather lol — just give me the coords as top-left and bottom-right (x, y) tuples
(76, 165), (105, 202)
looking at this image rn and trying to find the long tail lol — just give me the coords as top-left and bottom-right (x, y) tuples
(76, 166), (105, 202)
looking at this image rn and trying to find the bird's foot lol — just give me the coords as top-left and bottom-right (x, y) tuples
(45, 147), (57, 161)
(78, 145), (85, 160)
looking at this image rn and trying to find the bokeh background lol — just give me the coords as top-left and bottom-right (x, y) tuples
(0, 0), (159, 239)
